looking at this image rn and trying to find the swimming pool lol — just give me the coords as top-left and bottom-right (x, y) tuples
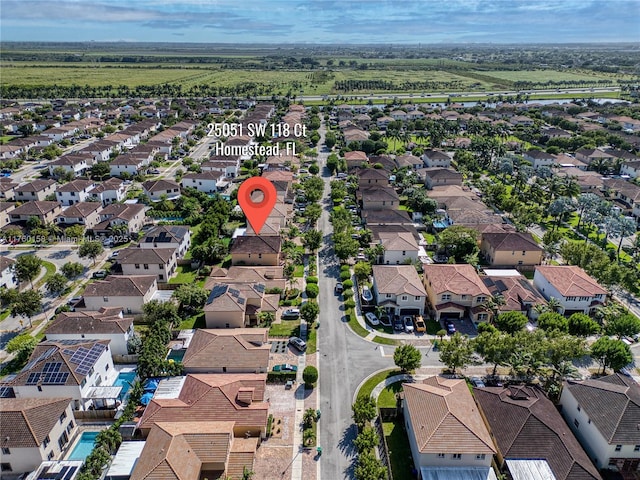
(67, 431), (99, 461)
(113, 371), (136, 398)
(166, 349), (185, 362)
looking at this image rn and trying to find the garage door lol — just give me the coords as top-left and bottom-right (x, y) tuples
(400, 308), (420, 316)
(440, 312), (462, 320)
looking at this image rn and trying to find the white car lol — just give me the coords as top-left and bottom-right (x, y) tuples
(365, 312), (380, 326)
(403, 316), (414, 333)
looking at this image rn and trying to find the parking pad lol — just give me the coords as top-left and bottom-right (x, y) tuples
(270, 340), (288, 353)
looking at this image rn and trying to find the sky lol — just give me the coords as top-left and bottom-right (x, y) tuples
(1, 0), (639, 44)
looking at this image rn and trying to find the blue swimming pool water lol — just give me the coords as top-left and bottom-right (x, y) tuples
(113, 371), (136, 397)
(166, 349), (185, 362)
(68, 431), (99, 461)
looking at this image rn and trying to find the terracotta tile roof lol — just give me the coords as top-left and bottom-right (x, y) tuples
(344, 151), (367, 161)
(482, 275), (546, 312)
(378, 231), (419, 251)
(142, 179), (181, 193)
(230, 235), (281, 255)
(482, 232), (542, 252)
(564, 374), (640, 444)
(58, 202), (101, 218)
(46, 308), (131, 335)
(535, 265), (607, 297)
(11, 200), (61, 215)
(0, 397), (72, 448)
(84, 275), (156, 298)
(182, 329), (269, 372)
(55, 179), (95, 193)
(403, 376), (495, 455)
(138, 374), (269, 433)
(423, 264), (491, 296)
(372, 265), (427, 297)
(15, 179), (55, 193)
(474, 386), (601, 480)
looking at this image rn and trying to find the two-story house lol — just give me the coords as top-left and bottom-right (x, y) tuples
(138, 225), (191, 259)
(423, 168), (463, 190)
(523, 150), (557, 169)
(142, 179), (181, 202)
(372, 265), (427, 316)
(359, 186), (399, 210)
(88, 177), (126, 206)
(376, 232), (419, 265)
(404, 376), (496, 480)
(14, 179), (56, 202)
(203, 283), (279, 329)
(82, 275), (158, 314)
(230, 235), (281, 267)
(422, 149), (452, 168)
(48, 154), (91, 178)
(92, 203), (146, 236)
(480, 232), (543, 268)
(10, 201), (62, 225)
(117, 247), (177, 283)
(0, 398), (77, 475)
(560, 373), (640, 474)
(181, 171), (225, 194)
(54, 179), (96, 206)
(55, 202), (102, 229)
(423, 264), (492, 324)
(357, 168), (389, 186)
(533, 265), (607, 315)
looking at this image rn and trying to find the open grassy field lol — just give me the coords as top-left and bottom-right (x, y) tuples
(483, 69), (623, 83)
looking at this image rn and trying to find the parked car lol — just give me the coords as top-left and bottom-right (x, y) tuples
(289, 336), (307, 352)
(109, 251), (120, 260)
(445, 320), (456, 335)
(471, 377), (486, 388)
(393, 316), (404, 332)
(414, 316), (426, 332)
(282, 308), (301, 319)
(335, 282), (344, 294)
(92, 270), (107, 279)
(361, 286), (373, 302)
(272, 363), (298, 372)
(67, 296), (82, 306)
(365, 312), (380, 326)
(403, 316), (414, 333)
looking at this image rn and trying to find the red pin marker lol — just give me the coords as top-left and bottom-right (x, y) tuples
(238, 177), (277, 235)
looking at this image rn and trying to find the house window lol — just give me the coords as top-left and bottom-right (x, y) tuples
(478, 313), (488, 321)
(442, 294), (451, 301)
(143, 264), (149, 270)
(452, 454), (462, 460)
(67, 421), (74, 433)
(159, 274), (164, 280)
(477, 296), (486, 303)
(402, 251), (406, 256)
(437, 453), (445, 458)
(1, 463), (12, 472)
(1, 448), (9, 455)
(566, 296), (576, 301)
(59, 411), (67, 423)
(135, 264), (140, 269)
(461, 295), (467, 300)
(401, 296), (408, 301)
(522, 251), (526, 255)
(615, 445), (622, 451)
(37, 385), (42, 392)
(577, 405), (581, 412)
(43, 435), (50, 448)
(634, 445), (640, 452)
(574, 419), (580, 428)
(386, 294), (392, 298)
(476, 454), (485, 460)
(415, 296), (421, 301)
(518, 261), (523, 265)
(103, 297), (109, 302)
(70, 192), (75, 196)
(47, 451), (55, 461)
(105, 364), (109, 371)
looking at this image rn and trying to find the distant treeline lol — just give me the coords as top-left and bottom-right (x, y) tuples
(333, 79), (465, 91)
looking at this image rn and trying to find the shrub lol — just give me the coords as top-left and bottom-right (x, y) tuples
(340, 270), (351, 281)
(267, 371), (297, 383)
(306, 276), (318, 284)
(345, 299), (356, 309)
(341, 264), (351, 272)
(342, 279), (354, 289)
(342, 288), (354, 298)
(305, 283), (319, 298)
(303, 365), (318, 386)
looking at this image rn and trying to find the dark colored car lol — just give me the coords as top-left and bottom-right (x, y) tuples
(445, 320), (456, 335)
(393, 316), (404, 332)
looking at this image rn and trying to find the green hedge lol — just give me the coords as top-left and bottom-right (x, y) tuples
(267, 371), (297, 383)
(306, 283), (319, 298)
(340, 271), (351, 281)
(306, 276), (318, 284)
(343, 279), (354, 288)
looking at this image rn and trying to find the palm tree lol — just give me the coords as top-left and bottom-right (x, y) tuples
(482, 295), (506, 323)
(546, 297), (562, 313)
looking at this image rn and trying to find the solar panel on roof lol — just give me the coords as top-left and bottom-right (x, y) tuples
(237, 297), (245, 305)
(43, 362), (61, 373)
(229, 288), (240, 297)
(26, 373), (41, 385)
(0, 387), (15, 398)
(494, 280), (508, 292)
(254, 284), (265, 293)
(42, 372), (69, 385)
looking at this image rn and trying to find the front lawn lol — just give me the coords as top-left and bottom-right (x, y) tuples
(306, 325), (317, 354)
(378, 382), (403, 408)
(356, 369), (401, 401)
(269, 319), (301, 338)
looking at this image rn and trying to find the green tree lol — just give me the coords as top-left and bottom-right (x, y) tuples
(354, 452), (387, 480)
(191, 237), (228, 265)
(494, 311), (528, 334)
(304, 203), (322, 225)
(303, 365), (318, 387)
(438, 333), (474, 375)
(173, 284), (208, 314)
(393, 344), (422, 372)
(438, 226), (479, 262)
(354, 261), (372, 283)
(302, 229), (322, 252)
(303, 408), (318, 429)
(605, 314), (640, 339)
(45, 273), (68, 297)
(353, 427), (378, 454)
(352, 395), (377, 429)
(78, 240), (104, 266)
(333, 232), (359, 261)
(590, 337), (633, 374)
(301, 301), (320, 324)
(537, 312), (569, 333)
(12, 289), (43, 327)
(90, 161), (111, 180)
(305, 283), (319, 298)
(143, 300), (180, 328)
(61, 261), (84, 279)
(6, 333), (37, 357)
(568, 313), (601, 336)
(64, 224), (85, 240)
(14, 254), (43, 288)
(95, 428), (122, 454)
(473, 329), (513, 376)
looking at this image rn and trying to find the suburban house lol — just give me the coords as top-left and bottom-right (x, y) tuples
(9, 201), (62, 225)
(0, 181), (17, 201)
(82, 275), (158, 314)
(117, 247), (177, 283)
(424, 168), (463, 190)
(181, 171), (225, 194)
(88, 177), (127, 205)
(142, 179), (181, 202)
(372, 265), (427, 316)
(480, 232), (543, 268)
(201, 155), (241, 178)
(474, 385), (601, 480)
(481, 271), (547, 319)
(560, 373), (640, 474)
(109, 154), (147, 177)
(403, 376), (496, 480)
(376, 231), (420, 265)
(533, 265), (607, 315)
(130, 421), (257, 480)
(45, 308), (133, 356)
(0, 339), (115, 411)
(137, 374), (269, 438)
(14, 179), (56, 202)
(204, 266), (286, 292)
(423, 264), (492, 323)
(0, 202), (15, 227)
(230, 235), (281, 266)
(363, 208), (414, 227)
(0, 398), (77, 475)
(93, 203), (146, 236)
(182, 329), (270, 374)
(55, 202), (102, 229)
(603, 179), (640, 223)
(359, 186), (400, 210)
(48, 154), (91, 178)
(0, 256), (17, 290)
(396, 153), (423, 170)
(575, 147), (616, 166)
(357, 168), (389, 186)
(523, 150), (557, 169)
(54, 179), (96, 206)
(620, 160), (640, 179)
(344, 150), (368, 170)
(203, 283), (279, 329)
(138, 225), (191, 259)
(422, 150), (452, 168)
